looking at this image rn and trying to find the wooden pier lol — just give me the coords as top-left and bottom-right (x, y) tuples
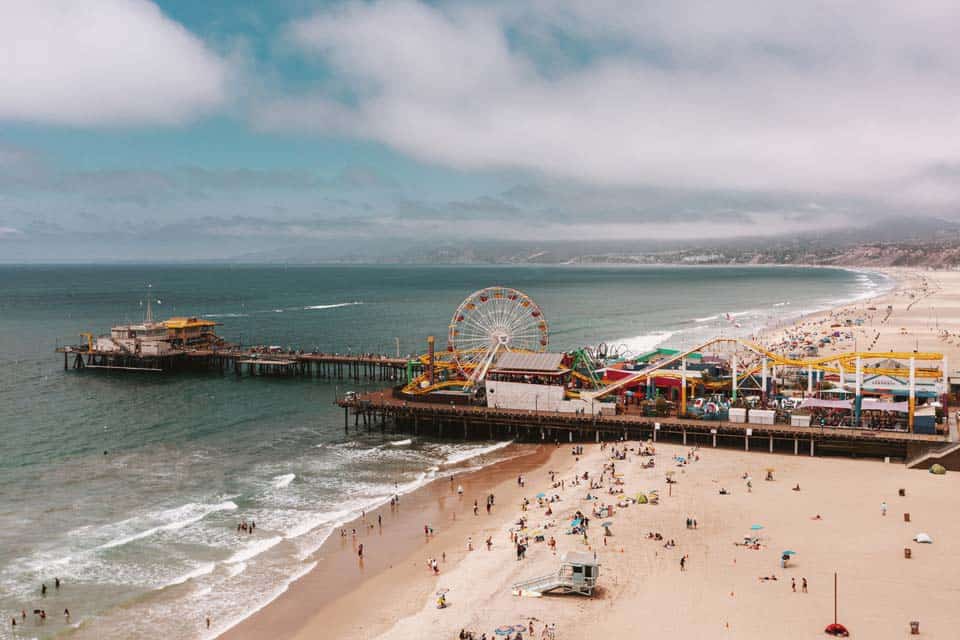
(57, 346), (420, 383)
(339, 388), (949, 462)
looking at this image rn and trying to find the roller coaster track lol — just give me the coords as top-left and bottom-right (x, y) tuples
(589, 337), (944, 399)
(401, 337), (945, 399)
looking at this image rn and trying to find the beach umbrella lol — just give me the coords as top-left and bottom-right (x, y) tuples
(750, 524), (764, 531)
(496, 626), (515, 635)
(536, 492), (546, 498)
(824, 623), (850, 637)
(914, 533), (933, 543)
(782, 550), (797, 555)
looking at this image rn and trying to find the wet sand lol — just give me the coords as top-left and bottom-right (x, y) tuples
(220, 443), (578, 640)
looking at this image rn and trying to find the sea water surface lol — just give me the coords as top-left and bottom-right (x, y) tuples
(0, 264), (888, 638)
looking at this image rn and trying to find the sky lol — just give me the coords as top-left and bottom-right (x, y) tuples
(1, 0), (959, 261)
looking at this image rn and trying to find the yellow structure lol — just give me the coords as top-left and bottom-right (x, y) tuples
(164, 317), (219, 346)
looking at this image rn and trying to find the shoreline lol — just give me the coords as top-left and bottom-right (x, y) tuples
(218, 443), (578, 640)
(218, 265), (918, 640)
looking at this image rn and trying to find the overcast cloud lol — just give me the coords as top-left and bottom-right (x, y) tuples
(2, 0), (960, 261)
(265, 0), (960, 207)
(0, 0), (228, 126)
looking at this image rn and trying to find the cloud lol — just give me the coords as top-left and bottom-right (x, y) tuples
(260, 0), (960, 210)
(0, 0), (228, 126)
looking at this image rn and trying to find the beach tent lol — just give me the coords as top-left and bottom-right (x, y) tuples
(914, 533), (933, 543)
(930, 464), (947, 475)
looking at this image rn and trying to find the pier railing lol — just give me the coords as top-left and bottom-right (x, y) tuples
(56, 345), (421, 382)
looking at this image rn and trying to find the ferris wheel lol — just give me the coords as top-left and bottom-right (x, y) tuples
(447, 286), (549, 382)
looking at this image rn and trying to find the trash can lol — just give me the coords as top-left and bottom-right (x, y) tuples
(910, 620), (920, 634)
(904, 512), (911, 522)
(904, 547), (912, 559)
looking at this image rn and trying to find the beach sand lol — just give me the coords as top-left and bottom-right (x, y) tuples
(220, 443), (582, 640)
(250, 440), (960, 640)
(758, 268), (960, 365)
(224, 268), (960, 639)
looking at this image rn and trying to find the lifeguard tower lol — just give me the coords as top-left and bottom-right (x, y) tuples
(512, 551), (600, 596)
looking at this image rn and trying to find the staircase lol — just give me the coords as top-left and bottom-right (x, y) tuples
(512, 572), (567, 596)
(906, 441), (960, 470)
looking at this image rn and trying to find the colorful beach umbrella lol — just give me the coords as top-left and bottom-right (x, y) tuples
(782, 550), (797, 555)
(536, 492), (546, 498)
(750, 524), (764, 530)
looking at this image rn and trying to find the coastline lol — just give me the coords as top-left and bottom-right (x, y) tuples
(219, 265), (928, 640)
(218, 443), (578, 640)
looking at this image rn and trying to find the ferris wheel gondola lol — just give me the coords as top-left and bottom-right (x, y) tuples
(447, 286), (548, 383)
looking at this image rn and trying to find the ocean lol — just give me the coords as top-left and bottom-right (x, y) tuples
(0, 264), (888, 638)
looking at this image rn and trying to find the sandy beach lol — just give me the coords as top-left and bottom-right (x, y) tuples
(758, 268), (960, 365)
(223, 268), (960, 640)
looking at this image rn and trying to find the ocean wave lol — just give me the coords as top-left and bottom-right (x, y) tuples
(202, 312), (249, 318)
(205, 561), (317, 640)
(272, 473), (296, 489)
(160, 561), (216, 589)
(609, 331), (675, 356)
(389, 438), (413, 446)
(303, 302), (363, 311)
(98, 501), (238, 550)
(441, 441), (514, 467)
(226, 536), (283, 564)
(693, 314), (719, 323)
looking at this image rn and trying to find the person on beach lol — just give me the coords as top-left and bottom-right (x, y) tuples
(474, 500), (479, 515)
(467, 536), (473, 551)
(378, 514), (382, 528)
(680, 555), (686, 571)
(486, 536), (493, 550)
(802, 577), (808, 593)
(457, 485), (464, 497)
(881, 500), (888, 516)
(206, 617), (211, 629)
(41, 582), (47, 596)
(64, 608), (70, 623)
(792, 578), (796, 592)
(358, 543), (364, 558)
(55, 577), (60, 590)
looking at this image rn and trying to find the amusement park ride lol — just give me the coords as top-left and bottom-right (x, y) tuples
(402, 286), (949, 433)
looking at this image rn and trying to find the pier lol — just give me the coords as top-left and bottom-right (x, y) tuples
(57, 346), (420, 383)
(339, 387), (949, 462)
